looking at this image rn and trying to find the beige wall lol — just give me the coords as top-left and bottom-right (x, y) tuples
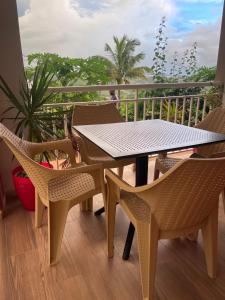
(0, 0), (24, 194)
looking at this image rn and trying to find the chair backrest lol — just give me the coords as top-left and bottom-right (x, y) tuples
(139, 157), (225, 232)
(72, 103), (123, 126)
(195, 107), (225, 156)
(0, 123), (52, 200)
(0, 123), (32, 156)
(72, 103), (123, 158)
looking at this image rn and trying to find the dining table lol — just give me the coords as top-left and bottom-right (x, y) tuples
(74, 119), (225, 260)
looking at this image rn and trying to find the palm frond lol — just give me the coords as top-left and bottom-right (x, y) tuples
(0, 60), (57, 143)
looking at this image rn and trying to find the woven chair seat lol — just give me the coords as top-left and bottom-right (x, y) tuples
(48, 173), (95, 202)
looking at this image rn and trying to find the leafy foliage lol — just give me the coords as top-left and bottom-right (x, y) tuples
(27, 53), (113, 103)
(104, 35), (151, 84)
(152, 16), (168, 82)
(27, 53), (112, 86)
(180, 42), (198, 77)
(187, 66), (216, 82)
(0, 60), (67, 142)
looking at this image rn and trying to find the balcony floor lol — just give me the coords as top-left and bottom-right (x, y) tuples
(1, 151), (225, 300)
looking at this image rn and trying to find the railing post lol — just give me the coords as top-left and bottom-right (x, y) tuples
(134, 89), (138, 121)
(64, 113), (68, 138)
(152, 99), (155, 119)
(143, 100), (146, 120)
(125, 101), (128, 122)
(160, 99), (163, 119)
(188, 97), (193, 127)
(174, 98), (179, 123)
(182, 97), (186, 125)
(202, 96), (207, 120)
(117, 89), (121, 109)
(195, 97), (200, 125)
(167, 98), (171, 121)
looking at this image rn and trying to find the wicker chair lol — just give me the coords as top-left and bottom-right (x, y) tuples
(106, 157), (225, 300)
(0, 123), (106, 264)
(71, 103), (134, 211)
(154, 107), (225, 180)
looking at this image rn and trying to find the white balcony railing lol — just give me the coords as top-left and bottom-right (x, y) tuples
(45, 81), (222, 138)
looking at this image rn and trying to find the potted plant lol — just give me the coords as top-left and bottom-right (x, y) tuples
(0, 60), (65, 210)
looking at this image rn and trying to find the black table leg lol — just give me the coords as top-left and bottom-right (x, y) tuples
(122, 156), (148, 260)
(135, 155), (148, 186)
(122, 222), (135, 260)
(94, 207), (105, 215)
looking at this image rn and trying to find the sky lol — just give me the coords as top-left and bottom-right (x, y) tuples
(16, 0), (224, 68)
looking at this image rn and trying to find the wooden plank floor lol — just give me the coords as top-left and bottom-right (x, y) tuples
(1, 152), (225, 300)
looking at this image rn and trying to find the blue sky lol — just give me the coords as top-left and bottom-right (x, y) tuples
(16, 0), (224, 67)
(172, 0), (223, 33)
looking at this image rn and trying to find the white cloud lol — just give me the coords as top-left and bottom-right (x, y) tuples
(17, 0), (221, 68)
(167, 20), (221, 67)
(18, 0), (175, 59)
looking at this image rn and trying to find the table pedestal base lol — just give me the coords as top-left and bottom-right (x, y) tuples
(122, 155), (148, 260)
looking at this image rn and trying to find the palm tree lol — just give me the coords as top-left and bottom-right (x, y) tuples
(104, 35), (151, 84)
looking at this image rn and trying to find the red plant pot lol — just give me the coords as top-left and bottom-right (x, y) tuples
(193, 148), (198, 154)
(12, 162), (53, 211)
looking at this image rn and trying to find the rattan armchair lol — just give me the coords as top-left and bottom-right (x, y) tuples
(106, 157), (225, 299)
(71, 103), (134, 212)
(0, 123), (106, 264)
(154, 107), (225, 180)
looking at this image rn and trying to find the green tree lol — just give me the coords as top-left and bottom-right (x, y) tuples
(187, 66), (216, 82)
(28, 53), (112, 86)
(179, 42), (198, 78)
(78, 56), (112, 85)
(27, 53), (82, 86)
(169, 51), (179, 80)
(152, 16), (168, 82)
(104, 35), (151, 84)
(27, 53), (113, 103)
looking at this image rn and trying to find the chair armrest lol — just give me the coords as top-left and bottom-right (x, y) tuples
(105, 169), (150, 193)
(71, 130), (90, 164)
(29, 139), (76, 165)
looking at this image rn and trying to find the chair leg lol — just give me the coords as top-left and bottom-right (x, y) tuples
(187, 230), (198, 241)
(136, 217), (159, 300)
(153, 167), (160, 181)
(221, 189), (225, 214)
(106, 179), (118, 258)
(79, 201), (87, 211)
(79, 198), (93, 212)
(201, 205), (218, 278)
(87, 197), (93, 211)
(35, 191), (45, 228)
(48, 200), (70, 265)
(118, 166), (124, 178)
